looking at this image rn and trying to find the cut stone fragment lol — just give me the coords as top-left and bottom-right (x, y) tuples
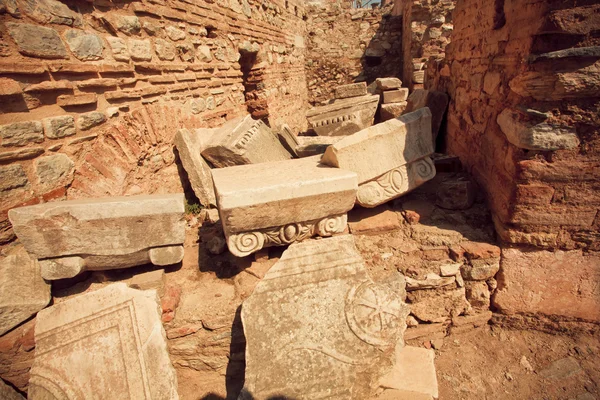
(404, 89), (449, 144)
(335, 82), (368, 99)
(8, 194), (185, 280)
(383, 88), (409, 104)
(497, 108), (580, 151)
(28, 283), (179, 399)
(376, 77), (403, 91)
(379, 346), (438, 399)
(380, 102), (408, 122)
(241, 235), (410, 399)
(211, 156), (358, 257)
(0, 248), (51, 336)
(128, 269), (165, 296)
(277, 125), (342, 157)
(0, 378), (24, 400)
(321, 108), (436, 207)
(306, 94), (380, 136)
(7, 23), (68, 59)
(201, 114), (293, 168)
(173, 128), (216, 206)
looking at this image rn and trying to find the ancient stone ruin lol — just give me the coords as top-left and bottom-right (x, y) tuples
(0, 0), (599, 399)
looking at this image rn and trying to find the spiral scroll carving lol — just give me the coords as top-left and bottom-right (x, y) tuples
(412, 157), (435, 182)
(316, 214), (347, 236)
(229, 232), (265, 257)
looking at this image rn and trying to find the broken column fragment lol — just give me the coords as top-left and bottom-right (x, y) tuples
(211, 156), (358, 257)
(173, 128), (217, 207)
(8, 194), (185, 280)
(0, 248), (51, 336)
(240, 235), (410, 399)
(201, 114), (293, 167)
(28, 283), (179, 399)
(306, 94), (380, 136)
(321, 108), (436, 208)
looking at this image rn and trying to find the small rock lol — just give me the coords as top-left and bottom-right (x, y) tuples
(206, 236), (226, 255)
(461, 259), (500, 281)
(439, 262), (461, 277)
(206, 209), (220, 224)
(165, 26), (186, 41)
(406, 315), (419, 327)
(128, 269), (165, 296)
(504, 372), (513, 381)
(405, 274), (455, 291)
(42, 115), (76, 139)
(431, 338), (444, 350)
(520, 355), (534, 373)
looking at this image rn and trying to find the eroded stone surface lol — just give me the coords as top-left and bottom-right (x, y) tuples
(28, 283), (179, 399)
(307, 94), (380, 136)
(380, 102), (408, 122)
(322, 108), (435, 207)
(241, 235), (410, 399)
(8, 194), (185, 279)
(202, 115), (292, 168)
(173, 128), (216, 207)
(0, 248), (50, 336)
(383, 88), (409, 104)
(211, 156), (358, 256)
(0, 378), (24, 400)
(404, 89), (448, 143)
(376, 77), (402, 91)
(379, 346), (438, 399)
(335, 82), (368, 99)
(7, 23), (68, 59)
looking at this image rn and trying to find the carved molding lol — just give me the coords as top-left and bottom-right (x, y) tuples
(227, 214), (348, 257)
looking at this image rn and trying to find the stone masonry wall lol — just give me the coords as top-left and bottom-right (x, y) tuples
(0, 0), (308, 244)
(305, 2), (402, 105)
(428, 0), (600, 327)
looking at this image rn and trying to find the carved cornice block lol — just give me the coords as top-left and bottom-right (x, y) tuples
(306, 94), (380, 137)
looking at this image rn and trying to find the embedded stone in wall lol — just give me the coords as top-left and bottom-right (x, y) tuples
(8, 194), (186, 280)
(173, 128), (217, 207)
(376, 77), (403, 91)
(321, 108), (435, 208)
(241, 235), (409, 399)
(335, 82), (368, 99)
(42, 116), (76, 139)
(165, 26), (186, 41)
(0, 248), (51, 336)
(7, 23), (68, 59)
(112, 15), (141, 35)
(0, 164), (28, 193)
(28, 283), (179, 399)
(155, 38), (177, 61)
(380, 102), (408, 122)
(211, 156), (358, 257)
(497, 108), (580, 151)
(17, 0), (83, 27)
(77, 111), (106, 131)
(0, 121), (44, 147)
(64, 30), (104, 61)
(383, 88), (409, 104)
(106, 36), (130, 61)
(201, 114), (293, 168)
(128, 39), (153, 61)
(306, 94), (380, 136)
(34, 153), (75, 193)
(404, 89), (449, 143)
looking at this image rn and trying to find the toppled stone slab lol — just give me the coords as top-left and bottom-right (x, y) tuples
(307, 94), (380, 136)
(201, 114), (292, 167)
(380, 102), (408, 122)
(404, 89), (449, 144)
(212, 156), (358, 257)
(322, 108), (436, 208)
(497, 108), (580, 151)
(0, 248), (50, 336)
(335, 82), (368, 99)
(277, 125), (342, 157)
(383, 88), (409, 104)
(173, 128), (216, 206)
(379, 346), (438, 399)
(241, 235), (410, 399)
(9, 194), (185, 280)
(28, 283), (179, 399)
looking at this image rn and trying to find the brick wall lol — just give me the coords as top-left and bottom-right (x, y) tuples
(305, 2), (402, 105)
(0, 0), (308, 243)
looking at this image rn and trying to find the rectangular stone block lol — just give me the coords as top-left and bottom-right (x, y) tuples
(173, 128), (216, 207)
(379, 346), (438, 399)
(241, 235), (409, 399)
(29, 283), (179, 399)
(201, 115), (293, 168)
(0, 121), (44, 147)
(383, 88), (409, 104)
(404, 89), (449, 143)
(376, 77), (403, 91)
(277, 125), (342, 157)
(380, 102), (408, 122)
(321, 108), (436, 207)
(0, 248), (51, 336)
(8, 194), (185, 280)
(335, 82), (368, 99)
(211, 156), (358, 256)
(306, 94), (380, 136)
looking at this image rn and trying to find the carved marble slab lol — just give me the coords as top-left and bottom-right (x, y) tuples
(201, 114), (293, 167)
(321, 108), (435, 207)
(8, 194), (186, 280)
(211, 156), (358, 257)
(28, 283), (179, 400)
(306, 94), (380, 137)
(240, 235), (410, 399)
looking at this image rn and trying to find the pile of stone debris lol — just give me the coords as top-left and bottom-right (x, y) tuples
(1, 78), (444, 399)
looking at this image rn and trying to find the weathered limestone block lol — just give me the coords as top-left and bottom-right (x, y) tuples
(64, 30), (104, 61)
(376, 77), (403, 91)
(0, 249), (51, 336)
(306, 94), (380, 136)
(383, 88), (409, 104)
(202, 115), (292, 168)
(28, 283), (179, 399)
(7, 23), (68, 59)
(497, 108), (580, 151)
(321, 108), (435, 208)
(379, 346), (438, 399)
(277, 126), (342, 157)
(404, 89), (449, 143)
(211, 156), (358, 257)
(335, 82), (368, 99)
(173, 128), (216, 207)
(0, 121), (44, 147)
(8, 194), (185, 280)
(105, 36), (130, 61)
(380, 102), (408, 122)
(241, 235), (410, 399)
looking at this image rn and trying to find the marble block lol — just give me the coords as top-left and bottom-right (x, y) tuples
(306, 94), (380, 137)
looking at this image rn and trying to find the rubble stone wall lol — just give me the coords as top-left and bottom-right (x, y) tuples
(304, 2), (403, 105)
(0, 0), (308, 243)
